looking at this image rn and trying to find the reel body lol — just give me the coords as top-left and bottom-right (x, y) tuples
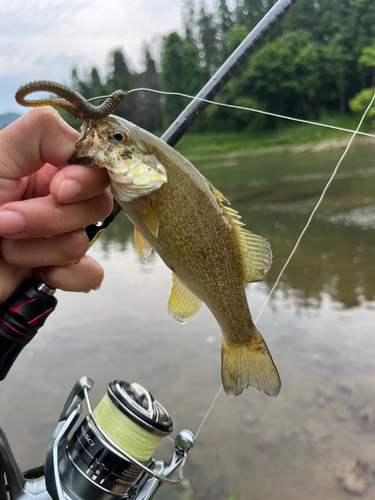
(0, 377), (194, 500)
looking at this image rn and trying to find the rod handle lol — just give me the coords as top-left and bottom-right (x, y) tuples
(0, 279), (57, 380)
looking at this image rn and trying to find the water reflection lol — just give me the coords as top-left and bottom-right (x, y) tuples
(1, 145), (375, 500)
(100, 145), (375, 310)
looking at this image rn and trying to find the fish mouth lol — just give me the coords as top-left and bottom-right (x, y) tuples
(69, 120), (102, 166)
(69, 119), (168, 202)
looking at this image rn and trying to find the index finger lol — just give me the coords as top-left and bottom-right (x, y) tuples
(0, 107), (78, 180)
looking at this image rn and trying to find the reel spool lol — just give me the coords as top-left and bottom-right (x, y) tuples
(0, 377), (195, 500)
(61, 380), (173, 499)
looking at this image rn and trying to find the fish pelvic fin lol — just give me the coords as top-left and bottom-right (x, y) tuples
(221, 327), (281, 397)
(134, 226), (153, 263)
(168, 273), (203, 324)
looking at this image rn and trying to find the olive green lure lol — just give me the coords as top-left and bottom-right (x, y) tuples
(15, 80), (127, 120)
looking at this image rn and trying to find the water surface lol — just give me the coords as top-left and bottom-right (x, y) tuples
(1, 144), (375, 499)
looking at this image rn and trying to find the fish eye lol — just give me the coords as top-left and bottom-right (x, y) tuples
(113, 131), (128, 143)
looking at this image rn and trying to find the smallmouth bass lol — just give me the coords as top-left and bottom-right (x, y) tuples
(71, 116), (281, 397)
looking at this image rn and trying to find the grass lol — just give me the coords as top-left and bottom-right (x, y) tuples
(174, 113), (373, 162)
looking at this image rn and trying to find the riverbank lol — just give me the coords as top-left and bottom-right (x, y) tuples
(175, 113), (375, 162)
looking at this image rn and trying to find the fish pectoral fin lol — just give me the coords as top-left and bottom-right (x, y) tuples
(134, 227), (153, 263)
(141, 199), (159, 238)
(168, 274), (203, 324)
(221, 327), (281, 397)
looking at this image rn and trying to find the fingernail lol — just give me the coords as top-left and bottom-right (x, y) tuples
(0, 211), (25, 234)
(58, 179), (81, 202)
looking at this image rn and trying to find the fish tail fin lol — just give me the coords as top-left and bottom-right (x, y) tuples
(221, 325), (281, 397)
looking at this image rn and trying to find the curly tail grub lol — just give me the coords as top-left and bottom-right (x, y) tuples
(15, 80), (126, 120)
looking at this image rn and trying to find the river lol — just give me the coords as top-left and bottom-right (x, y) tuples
(1, 144), (375, 499)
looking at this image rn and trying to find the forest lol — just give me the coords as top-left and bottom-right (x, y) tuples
(70, 0), (375, 134)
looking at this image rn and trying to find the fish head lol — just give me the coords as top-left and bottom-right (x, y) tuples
(70, 116), (167, 202)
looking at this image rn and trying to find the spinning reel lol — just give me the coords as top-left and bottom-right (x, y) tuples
(0, 376), (194, 500)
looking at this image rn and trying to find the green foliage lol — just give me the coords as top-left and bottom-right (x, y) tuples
(359, 45), (375, 69)
(225, 26), (248, 57)
(349, 88), (375, 117)
(176, 112), (370, 162)
(67, 0), (375, 135)
(160, 32), (207, 127)
(359, 44), (375, 87)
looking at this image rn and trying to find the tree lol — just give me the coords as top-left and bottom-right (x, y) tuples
(106, 49), (137, 122)
(321, 35), (353, 115)
(359, 44), (375, 86)
(217, 0), (233, 36)
(134, 44), (162, 131)
(215, 0), (234, 65)
(349, 89), (375, 118)
(244, 31), (319, 118)
(182, 0), (196, 43)
(161, 32), (207, 127)
(198, 4), (220, 74)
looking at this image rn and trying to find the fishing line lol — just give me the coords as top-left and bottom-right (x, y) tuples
(195, 385), (223, 439)
(93, 392), (164, 462)
(254, 91), (375, 323)
(189, 90), (375, 440)
(128, 88), (375, 140)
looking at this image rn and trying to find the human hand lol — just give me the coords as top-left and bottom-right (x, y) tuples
(0, 107), (113, 304)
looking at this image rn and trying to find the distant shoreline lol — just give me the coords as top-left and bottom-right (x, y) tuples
(176, 119), (375, 162)
(184, 137), (375, 164)
(2, 111), (374, 162)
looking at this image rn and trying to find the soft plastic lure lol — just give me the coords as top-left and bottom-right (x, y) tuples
(15, 80), (126, 120)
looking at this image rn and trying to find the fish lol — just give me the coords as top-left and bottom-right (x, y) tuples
(70, 116), (281, 397)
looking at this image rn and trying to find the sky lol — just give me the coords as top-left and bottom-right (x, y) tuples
(0, 0), (188, 115)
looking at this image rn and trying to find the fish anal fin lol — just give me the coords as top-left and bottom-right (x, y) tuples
(203, 177), (230, 205)
(168, 274), (203, 324)
(141, 199), (159, 237)
(134, 227), (153, 263)
(221, 329), (281, 397)
(223, 205), (272, 283)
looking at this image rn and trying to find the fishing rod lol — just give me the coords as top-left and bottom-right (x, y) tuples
(0, 1), (297, 499)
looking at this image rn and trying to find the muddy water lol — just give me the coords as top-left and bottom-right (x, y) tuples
(1, 144), (375, 499)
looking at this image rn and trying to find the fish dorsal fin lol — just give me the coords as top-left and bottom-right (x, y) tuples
(203, 177), (230, 205)
(140, 199), (159, 238)
(204, 176), (272, 282)
(134, 227), (153, 263)
(223, 205), (272, 283)
(168, 273), (203, 324)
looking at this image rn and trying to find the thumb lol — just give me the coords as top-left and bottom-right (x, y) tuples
(0, 107), (79, 205)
